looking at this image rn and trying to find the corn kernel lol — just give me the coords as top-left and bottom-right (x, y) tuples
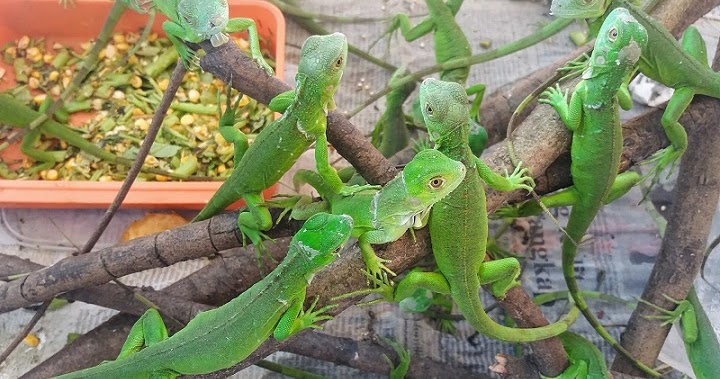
(236, 39), (249, 51)
(92, 98), (103, 111)
(46, 169), (59, 180)
(80, 41), (92, 51)
(99, 175), (113, 182)
(144, 155), (159, 166)
(134, 118), (150, 131)
(112, 33), (125, 44)
(130, 75), (143, 89)
(48, 70), (60, 81)
(43, 53), (54, 64)
(147, 33), (158, 42)
(30, 71), (41, 79)
(187, 89), (201, 103)
(50, 85), (61, 97)
(23, 334), (39, 347)
(104, 45), (117, 59)
(132, 107), (145, 116)
(26, 46), (40, 57)
(155, 174), (170, 182)
(33, 94), (47, 104)
(214, 133), (226, 145)
(158, 78), (169, 91)
(128, 55), (139, 65)
(112, 90), (126, 100)
(62, 76), (71, 88)
(237, 95), (250, 107)
(17, 36), (30, 50)
(28, 77), (40, 89)
(60, 140), (68, 149)
(217, 163), (227, 174)
(5, 46), (17, 59)
(180, 114), (194, 126)
(116, 42), (130, 51)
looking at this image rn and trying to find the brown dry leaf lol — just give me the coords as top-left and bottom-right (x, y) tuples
(121, 213), (188, 242)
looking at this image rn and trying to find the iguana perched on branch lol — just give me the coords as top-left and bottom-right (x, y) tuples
(193, 33), (374, 256)
(52, 212), (354, 379)
(550, 0), (720, 188)
(283, 148), (466, 287)
(366, 78), (579, 342)
(535, 8), (661, 377)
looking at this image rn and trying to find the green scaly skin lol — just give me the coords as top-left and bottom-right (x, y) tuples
(371, 67), (417, 158)
(538, 8), (661, 376)
(193, 33), (371, 255)
(551, 0), (720, 188)
(287, 148), (466, 287)
(542, 332), (610, 379)
(52, 213), (354, 379)
(378, 0), (488, 155)
(639, 289), (720, 379)
(381, 337), (411, 379)
(379, 78), (579, 342)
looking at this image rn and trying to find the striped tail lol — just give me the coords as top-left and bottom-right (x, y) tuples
(562, 207), (661, 377)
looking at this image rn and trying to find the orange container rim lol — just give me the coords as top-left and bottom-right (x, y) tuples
(0, 0), (286, 209)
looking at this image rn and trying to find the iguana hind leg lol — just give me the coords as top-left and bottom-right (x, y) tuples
(477, 258), (521, 299)
(643, 26), (710, 188)
(225, 18), (274, 75)
(238, 193), (274, 257)
(117, 308), (169, 360)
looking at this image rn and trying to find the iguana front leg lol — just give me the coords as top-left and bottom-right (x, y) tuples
(217, 86), (250, 165)
(237, 193), (274, 257)
(161, 21), (201, 70)
(273, 293), (336, 341)
(114, 308), (178, 378)
(495, 171), (642, 219)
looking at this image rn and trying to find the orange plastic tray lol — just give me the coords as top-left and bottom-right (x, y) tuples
(0, 0), (285, 209)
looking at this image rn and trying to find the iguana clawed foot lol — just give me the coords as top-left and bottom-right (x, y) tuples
(364, 253), (396, 289)
(539, 83), (570, 110)
(380, 336), (411, 379)
(296, 297), (337, 331)
(503, 161), (536, 192)
(641, 145), (685, 189)
(638, 294), (690, 326)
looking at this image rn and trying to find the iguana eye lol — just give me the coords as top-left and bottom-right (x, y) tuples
(424, 103), (433, 115)
(183, 15), (193, 25)
(335, 56), (344, 67)
(428, 176), (445, 189)
(608, 27), (618, 42)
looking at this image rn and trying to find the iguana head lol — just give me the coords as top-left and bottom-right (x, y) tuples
(419, 79), (470, 144)
(401, 149), (466, 206)
(177, 0), (231, 47)
(292, 213), (354, 272)
(550, 0), (609, 19)
(296, 33), (348, 111)
(582, 8), (647, 80)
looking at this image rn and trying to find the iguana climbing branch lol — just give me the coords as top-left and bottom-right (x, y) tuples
(537, 8), (660, 376)
(52, 213), (354, 379)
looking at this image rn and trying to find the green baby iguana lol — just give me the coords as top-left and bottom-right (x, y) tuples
(371, 78), (579, 342)
(193, 33), (373, 255)
(536, 8), (660, 376)
(374, 0), (487, 155)
(550, 0), (720, 188)
(285, 148), (466, 286)
(52, 212), (354, 379)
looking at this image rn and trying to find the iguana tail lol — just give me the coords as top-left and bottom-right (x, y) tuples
(51, 354), (159, 379)
(563, 206), (662, 377)
(192, 180), (245, 222)
(451, 275), (580, 342)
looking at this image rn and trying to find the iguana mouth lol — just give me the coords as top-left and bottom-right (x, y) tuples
(210, 32), (229, 47)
